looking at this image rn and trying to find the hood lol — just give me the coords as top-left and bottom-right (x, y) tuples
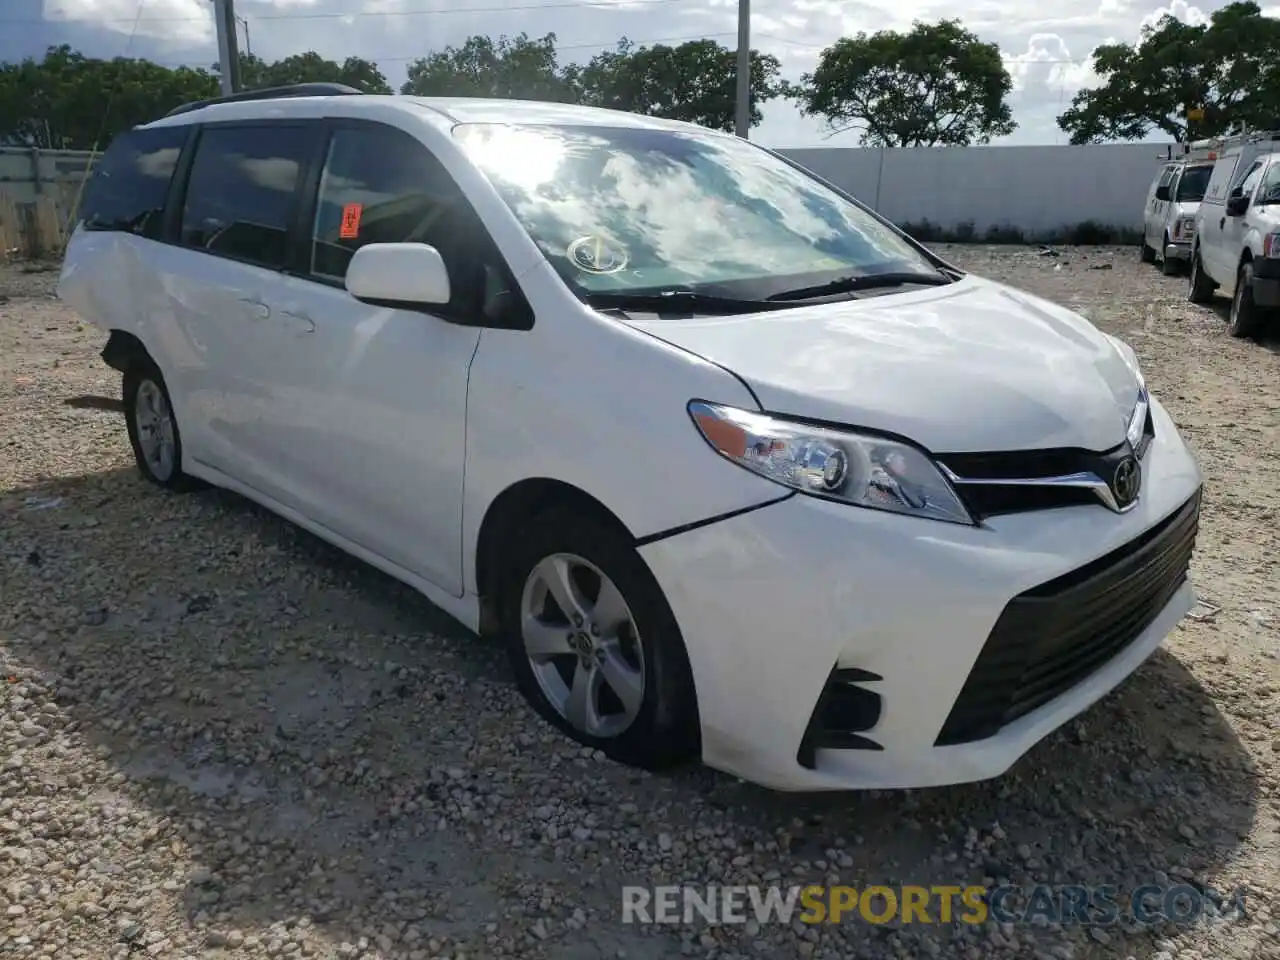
(620, 276), (1140, 454)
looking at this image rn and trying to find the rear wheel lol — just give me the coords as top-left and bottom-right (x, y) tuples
(123, 363), (202, 491)
(1187, 249), (1215, 303)
(498, 508), (700, 771)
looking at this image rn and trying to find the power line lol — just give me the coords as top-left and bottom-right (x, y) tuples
(138, 30), (740, 68)
(0, 0), (695, 24)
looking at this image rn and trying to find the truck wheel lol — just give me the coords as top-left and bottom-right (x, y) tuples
(1227, 262), (1264, 339)
(1187, 250), (1215, 304)
(1140, 240), (1156, 264)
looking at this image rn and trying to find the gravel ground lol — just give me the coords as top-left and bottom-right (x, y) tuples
(1, 245), (1278, 960)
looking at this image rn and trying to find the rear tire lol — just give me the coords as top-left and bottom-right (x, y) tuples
(123, 362), (203, 491)
(497, 507), (700, 771)
(1187, 249), (1215, 304)
(1228, 262), (1265, 339)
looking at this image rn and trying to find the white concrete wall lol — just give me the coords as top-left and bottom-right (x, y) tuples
(777, 143), (1161, 235)
(0, 147), (95, 205)
(2, 142), (1165, 236)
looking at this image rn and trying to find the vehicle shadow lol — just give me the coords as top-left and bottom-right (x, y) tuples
(1, 465), (1262, 959)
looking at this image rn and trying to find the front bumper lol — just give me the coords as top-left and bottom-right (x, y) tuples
(1164, 241), (1192, 261)
(639, 397), (1203, 791)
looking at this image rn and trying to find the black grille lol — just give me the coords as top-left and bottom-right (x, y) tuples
(935, 490), (1201, 746)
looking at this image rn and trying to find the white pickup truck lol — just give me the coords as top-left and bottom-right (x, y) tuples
(1188, 132), (1280, 338)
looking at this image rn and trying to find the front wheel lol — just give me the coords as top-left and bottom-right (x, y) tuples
(1228, 262), (1265, 338)
(498, 508), (700, 771)
(1187, 249), (1215, 303)
(1140, 240), (1156, 264)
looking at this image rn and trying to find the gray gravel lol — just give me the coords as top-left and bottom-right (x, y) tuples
(1, 246), (1278, 960)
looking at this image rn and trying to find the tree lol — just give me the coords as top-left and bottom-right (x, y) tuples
(0, 45), (217, 149)
(1057, 2), (1280, 144)
(400, 33), (578, 101)
(794, 20), (1016, 147)
(573, 38), (786, 131)
(232, 51), (393, 93)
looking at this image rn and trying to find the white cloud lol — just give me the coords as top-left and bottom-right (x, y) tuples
(44, 0), (213, 46)
(29, 0), (1232, 144)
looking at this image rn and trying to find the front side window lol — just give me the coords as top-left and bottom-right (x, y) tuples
(311, 124), (512, 318)
(1236, 161), (1264, 200)
(1257, 162), (1280, 205)
(1176, 164), (1212, 201)
(80, 125), (187, 238)
(179, 124), (315, 269)
(452, 122), (937, 300)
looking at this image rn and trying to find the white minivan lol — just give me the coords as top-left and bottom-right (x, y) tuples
(58, 85), (1204, 792)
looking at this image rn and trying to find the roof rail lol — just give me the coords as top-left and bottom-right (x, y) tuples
(164, 82), (364, 118)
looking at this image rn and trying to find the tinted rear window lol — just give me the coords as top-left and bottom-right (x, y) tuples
(80, 126), (188, 238)
(1176, 165), (1213, 201)
(178, 124), (317, 269)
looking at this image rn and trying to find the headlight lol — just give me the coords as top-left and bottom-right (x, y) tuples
(1104, 335), (1150, 450)
(1174, 216), (1195, 240)
(687, 401), (974, 525)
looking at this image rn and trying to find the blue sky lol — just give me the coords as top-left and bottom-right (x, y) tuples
(1, 0), (1226, 146)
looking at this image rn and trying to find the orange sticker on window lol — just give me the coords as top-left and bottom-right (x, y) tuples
(339, 203), (362, 239)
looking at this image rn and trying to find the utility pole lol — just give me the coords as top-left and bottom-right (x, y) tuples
(213, 0), (242, 95)
(734, 0), (750, 139)
(237, 16), (252, 58)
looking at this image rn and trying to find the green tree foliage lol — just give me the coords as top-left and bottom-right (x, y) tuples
(0, 45), (217, 149)
(1057, 2), (1280, 144)
(795, 20), (1016, 146)
(573, 38), (786, 131)
(234, 52), (393, 93)
(400, 33), (578, 101)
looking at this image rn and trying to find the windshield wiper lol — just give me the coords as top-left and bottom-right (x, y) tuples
(766, 271), (953, 302)
(583, 289), (790, 314)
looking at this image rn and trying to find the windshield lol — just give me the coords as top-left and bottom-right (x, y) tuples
(451, 122), (938, 299)
(1177, 164), (1213, 202)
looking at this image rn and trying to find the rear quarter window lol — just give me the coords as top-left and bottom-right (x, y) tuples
(79, 126), (188, 238)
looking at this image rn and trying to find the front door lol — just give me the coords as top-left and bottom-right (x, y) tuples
(1218, 159), (1265, 293)
(253, 122), (504, 596)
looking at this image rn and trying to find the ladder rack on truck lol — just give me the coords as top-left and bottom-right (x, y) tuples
(1160, 130), (1280, 163)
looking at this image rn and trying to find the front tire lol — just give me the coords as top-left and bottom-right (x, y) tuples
(123, 363), (202, 491)
(498, 508), (700, 771)
(1161, 236), (1182, 276)
(1228, 262), (1265, 338)
(1140, 239), (1156, 264)
(1187, 249), (1215, 303)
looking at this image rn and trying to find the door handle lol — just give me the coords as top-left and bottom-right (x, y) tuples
(238, 296), (270, 320)
(280, 309), (315, 334)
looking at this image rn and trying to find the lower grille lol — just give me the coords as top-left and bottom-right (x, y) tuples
(797, 668), (884, 768)
(935, 490), (1201, 746)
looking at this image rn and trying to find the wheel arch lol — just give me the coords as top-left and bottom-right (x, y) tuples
(101, 329), (154, 374)
(473, 477), (635, 635)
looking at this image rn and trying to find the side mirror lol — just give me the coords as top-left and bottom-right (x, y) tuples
(345, 242), (451, 307)
(1155, 185), (1171, 202)
(1226, 193), (1250, 216)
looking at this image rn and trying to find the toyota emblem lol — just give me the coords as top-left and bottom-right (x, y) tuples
(1112, 456), (1142, 507)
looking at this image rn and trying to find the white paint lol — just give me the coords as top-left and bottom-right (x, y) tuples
(57, 95), (1204, 791)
